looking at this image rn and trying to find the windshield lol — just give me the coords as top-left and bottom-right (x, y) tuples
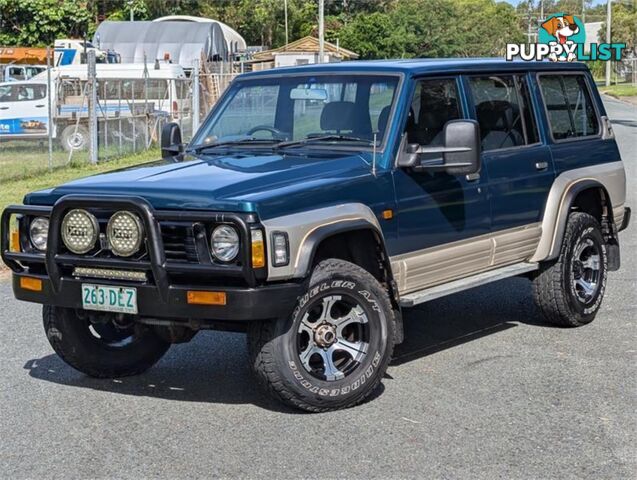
(191, 74), (400, 149)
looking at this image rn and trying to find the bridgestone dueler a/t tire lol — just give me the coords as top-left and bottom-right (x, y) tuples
(247, 259), (395, 412)
(43, 306), (171, 378)
(532, 212), (608, 327)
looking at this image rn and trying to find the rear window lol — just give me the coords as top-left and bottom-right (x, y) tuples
(539, 74), (599, 140)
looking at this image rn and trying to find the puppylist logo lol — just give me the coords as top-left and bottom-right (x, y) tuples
(506, 13), (625, 62)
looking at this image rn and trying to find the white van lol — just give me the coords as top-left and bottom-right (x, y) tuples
(0, 63), (188, 150)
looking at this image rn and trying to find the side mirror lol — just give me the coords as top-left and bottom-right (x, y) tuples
(397, 119), (481, 175)
(161, 122), (184, 159)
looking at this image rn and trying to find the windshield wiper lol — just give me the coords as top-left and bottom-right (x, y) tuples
(188, 138), (278, 153)
(275, 135), (375, 149)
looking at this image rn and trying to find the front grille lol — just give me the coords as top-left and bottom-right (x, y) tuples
(161, 224), (199, 263)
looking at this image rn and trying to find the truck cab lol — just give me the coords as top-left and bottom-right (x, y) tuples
(1, 59), (630, 412)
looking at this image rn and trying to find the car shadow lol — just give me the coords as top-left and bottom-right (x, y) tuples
(24, 276), (551, 411)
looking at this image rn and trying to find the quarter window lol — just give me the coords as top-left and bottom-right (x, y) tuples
(469, 74), (538, 151)
(539, 74), (599, 140)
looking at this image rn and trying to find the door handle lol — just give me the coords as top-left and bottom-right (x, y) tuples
(35, 104), (45, 108)
(465, 173), (480, 182)
(535, 161), (548, 170)
(0, 106), (8, 110)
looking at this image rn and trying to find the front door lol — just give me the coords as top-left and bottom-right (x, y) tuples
(392, 76), (491, 293)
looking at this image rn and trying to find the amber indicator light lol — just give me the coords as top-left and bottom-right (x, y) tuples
(382, 209), (394, 220)
(10, 230), (20, 252)
(20, 277), (43, 292)
(186, 291), (227, 306)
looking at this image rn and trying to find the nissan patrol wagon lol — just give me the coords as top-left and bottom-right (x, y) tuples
(2, 59), (630, 412)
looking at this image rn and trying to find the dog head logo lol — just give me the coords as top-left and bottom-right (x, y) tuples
(539, 13), (586, 62)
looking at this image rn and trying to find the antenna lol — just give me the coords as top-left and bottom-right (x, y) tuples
(372, 133), (377, 177)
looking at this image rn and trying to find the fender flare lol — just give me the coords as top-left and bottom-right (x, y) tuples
(532, 179), (614, 262)
(261, 203), (398, 296)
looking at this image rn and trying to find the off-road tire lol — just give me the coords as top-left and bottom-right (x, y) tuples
(532, 212), (608, 327)
(248, 259), (395, 412)
(43, 306), (171, 377)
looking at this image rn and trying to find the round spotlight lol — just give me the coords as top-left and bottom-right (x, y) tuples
(107, 211), (144, 257)
(61, 209), (99, 254)
(210, 225), (240, 262)
(29, 217), (49, 251)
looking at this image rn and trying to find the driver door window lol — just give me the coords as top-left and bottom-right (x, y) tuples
(406, 78), (462, 146)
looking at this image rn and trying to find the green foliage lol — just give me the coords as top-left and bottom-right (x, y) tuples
(0, 0), (531, 60)
(598, 3), (637, 51)
(337, 0), (525, 59)
(0, 0), (92, 46)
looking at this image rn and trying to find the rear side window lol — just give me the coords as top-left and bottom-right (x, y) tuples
(539, 74), (599, 140)
(469, 74), (539, 151)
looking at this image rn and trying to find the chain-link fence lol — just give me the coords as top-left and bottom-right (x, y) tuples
(0, 57), (239, 184)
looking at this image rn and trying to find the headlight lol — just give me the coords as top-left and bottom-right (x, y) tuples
(210, 225), (239, 262)
(107, 211), (143, 257)
(29, 217), (49, 251)
(61, 209), (99, 254)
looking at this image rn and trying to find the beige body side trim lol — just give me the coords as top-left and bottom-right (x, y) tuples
(530, 161), (626, 262)
(262, 203), (382, 281)
(391, 223), (542, 295)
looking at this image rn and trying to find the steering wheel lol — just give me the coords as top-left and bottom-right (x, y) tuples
(246, 125), (287, 140)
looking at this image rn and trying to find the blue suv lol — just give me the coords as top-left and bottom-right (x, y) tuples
(2, 59), (630, 411)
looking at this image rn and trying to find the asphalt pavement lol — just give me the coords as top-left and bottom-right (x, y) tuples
(0, 97), (635, 479)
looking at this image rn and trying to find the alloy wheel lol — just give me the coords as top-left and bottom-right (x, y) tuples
(571, 238), (602, 304)
(296, 294), (370, 381)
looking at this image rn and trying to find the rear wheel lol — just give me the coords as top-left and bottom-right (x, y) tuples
(60, 124), (89, 152)
(43, 306), (170, 378)
(248, 259), (395, 412)
(532, 212), (608, 327)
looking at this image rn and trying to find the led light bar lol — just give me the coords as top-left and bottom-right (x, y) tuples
(72, 267), (147, 282)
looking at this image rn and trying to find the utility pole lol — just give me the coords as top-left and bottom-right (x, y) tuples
(582, 0), (586, 23)
(540, 0), (544, 21)
(605, 0), (612, 87)
(284, 0), (289, 47)
(128, 1), (134, 22)
(318, 0), (324, 64)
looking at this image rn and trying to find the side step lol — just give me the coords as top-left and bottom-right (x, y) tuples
(399, 262), (539, 308)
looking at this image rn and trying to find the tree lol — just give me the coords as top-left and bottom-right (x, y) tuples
(599, 3), (637, 53)
(335, 0), (525, 59)
(0, 0), (93, 46)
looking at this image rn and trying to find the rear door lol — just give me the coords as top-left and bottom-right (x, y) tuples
(466, 73), (554, 230)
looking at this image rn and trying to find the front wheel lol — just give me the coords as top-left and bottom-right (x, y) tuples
(532, 212), (608, 327)
(43, 306), (171, 377)
(248, 259), (395, 412)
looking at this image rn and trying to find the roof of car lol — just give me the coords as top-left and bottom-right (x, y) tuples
(239, 58), (588, 79)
